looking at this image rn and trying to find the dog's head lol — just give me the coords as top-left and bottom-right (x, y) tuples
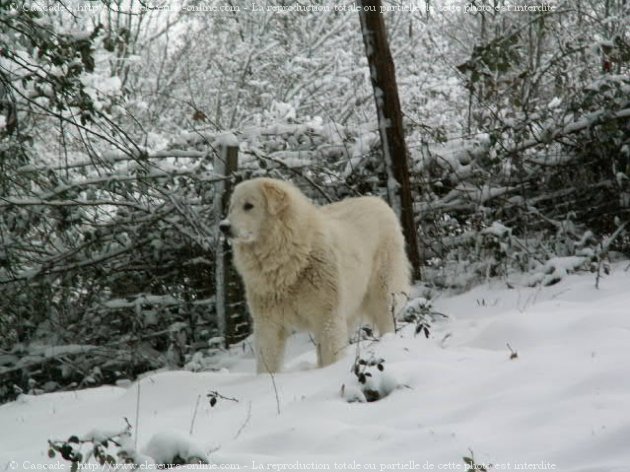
(219, 178), (290, 244)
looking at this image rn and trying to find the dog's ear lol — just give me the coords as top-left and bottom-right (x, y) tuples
(261, 180), (288, 215)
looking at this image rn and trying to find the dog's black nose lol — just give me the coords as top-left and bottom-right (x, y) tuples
(219, 220), (232, 237)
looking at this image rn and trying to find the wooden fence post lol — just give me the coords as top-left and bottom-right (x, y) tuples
(358, 0), (422, 279)
(214, 138), (239, 348)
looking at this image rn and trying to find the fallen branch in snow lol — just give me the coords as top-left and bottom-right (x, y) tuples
(595, 220), (628, 289)
(506, 343), (519, 360)
(234, 401), (253, 439)
(189, 394), (202, 436)
(507, 107), (630, 157)
(0, 236), (150, 284)
(38, 169), (225, 201)
(0, 196), (152, 211)
(207, 390), (239, 406)
(0, 327), (179, 376)
(269, 371), (281, 415)
(16, 149), (209, 174)
(134, 382), (141, 451)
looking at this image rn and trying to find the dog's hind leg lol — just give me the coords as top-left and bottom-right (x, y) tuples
(363, 238), (411, 336)
(362, 288), (396, 336)
(254, 320), (288, 374)
(315, 315), (348, 367)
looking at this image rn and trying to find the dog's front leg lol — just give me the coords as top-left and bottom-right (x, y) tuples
(254, 319), (288, 374)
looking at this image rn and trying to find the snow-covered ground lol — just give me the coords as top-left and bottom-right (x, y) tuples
(2, 265), (630, 471)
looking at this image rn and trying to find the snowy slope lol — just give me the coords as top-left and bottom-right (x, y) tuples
(2, 265), (630, 471)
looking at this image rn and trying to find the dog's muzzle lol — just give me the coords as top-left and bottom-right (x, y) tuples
(219, 219), (233, 238)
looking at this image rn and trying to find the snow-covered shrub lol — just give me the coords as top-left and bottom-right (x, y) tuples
(143, 432), (208, 467)
(412, 3), (629, 289)
(400, 297), (447, 339)
(48, 424), (208, 469)
(463, 450), (488, 472)
(342, 355), (399, 403)
(48, 423), (138, 470)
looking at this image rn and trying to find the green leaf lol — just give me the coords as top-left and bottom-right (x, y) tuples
(60, 445), (73, 460)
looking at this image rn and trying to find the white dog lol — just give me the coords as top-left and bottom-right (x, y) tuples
(219, 178), (410, 373)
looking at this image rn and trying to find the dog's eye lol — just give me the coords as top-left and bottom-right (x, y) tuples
(243, 202), (254, 211)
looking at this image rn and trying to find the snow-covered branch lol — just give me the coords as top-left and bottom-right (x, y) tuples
(509, 108), (630, 156)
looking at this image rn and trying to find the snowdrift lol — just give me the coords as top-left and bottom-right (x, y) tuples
(2, 265), (629, 472)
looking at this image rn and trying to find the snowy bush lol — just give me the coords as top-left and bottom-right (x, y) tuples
(48, 423), (137, 470)
(143, 432), (208, 467)
(48, 424), (208, 469)
(462, 450), (488, 472)
(400, 297), (447, 339)
(342, 355), (399, 403)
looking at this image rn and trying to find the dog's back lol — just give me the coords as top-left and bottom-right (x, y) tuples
(321, 196), (404, 253)
(320, 196), (411, 332)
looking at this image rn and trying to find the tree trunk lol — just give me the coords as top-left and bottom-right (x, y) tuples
(357, 0), (422, 279)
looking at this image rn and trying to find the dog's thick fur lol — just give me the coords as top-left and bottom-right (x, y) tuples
(222, 178), (410, 373)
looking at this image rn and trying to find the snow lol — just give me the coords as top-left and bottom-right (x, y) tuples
(81, 74), (122, 96)
(266, 101), (297, 122)
(103, 294), (179, 309)
(30, 345), (97, 359)
(528, 256), (589, 286)
(482, 221), (511, 239)
(548, 97), (562, 109)
(509, 107), (630, 155)
(319, 121), (347, 145)
(144, 431), (207, 464)
(213, 132), (239, 149)
(2, 265), (630, 470)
